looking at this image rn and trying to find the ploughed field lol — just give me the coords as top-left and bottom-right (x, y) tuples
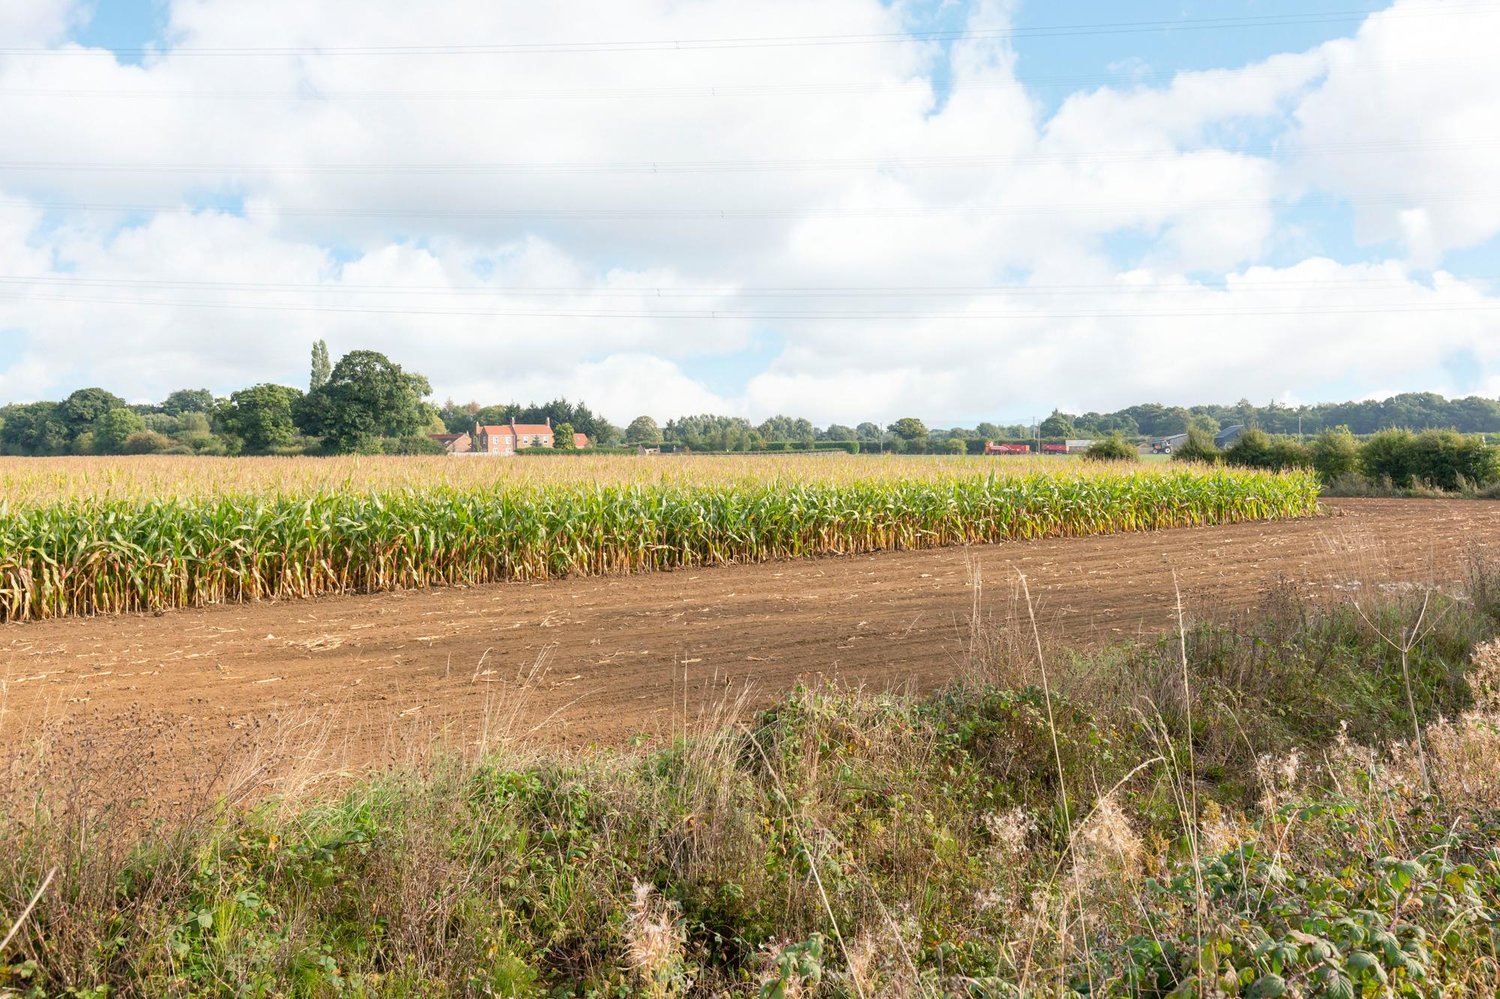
(3, 487), (1493, 809)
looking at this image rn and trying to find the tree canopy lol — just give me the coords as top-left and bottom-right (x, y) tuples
(221, 384), (304, 453)
(887, 417), (929, 441)
(625, 415), (663, 445)
(161, 389), (215, 416)
(59, 388), (127, 436)
(302, 351), (433, 453)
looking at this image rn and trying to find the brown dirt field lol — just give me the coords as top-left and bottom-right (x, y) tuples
(2, 498), (1496, 811)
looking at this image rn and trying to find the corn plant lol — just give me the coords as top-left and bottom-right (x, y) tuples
(0, 458), (1320, 622)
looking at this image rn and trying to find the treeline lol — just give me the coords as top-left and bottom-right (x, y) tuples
(0, 344), (616, 457)
(0, 346), (443, 457)
(3, 339), (1499, 458)
(1043, 392), (1500, 439)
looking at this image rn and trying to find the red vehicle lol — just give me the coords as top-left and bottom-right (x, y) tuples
(983, 441), (1031, 455)
(1041, 443), (1069, 455)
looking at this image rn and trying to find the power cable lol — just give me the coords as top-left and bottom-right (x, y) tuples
(0, 5), (1492, 56)
(1, 288), (1495, 321)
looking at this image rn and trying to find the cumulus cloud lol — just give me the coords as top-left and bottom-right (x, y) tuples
(0, 0), (78, 45)
(1286, 0), (1500, 259)
(0, 0), (1495, 422)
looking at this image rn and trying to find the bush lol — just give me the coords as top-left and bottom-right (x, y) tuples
(1083, 434), (1138, 462)
(379, 435), (447, 456)
(120, 431), (174, 455)
(1222, 428), (1310, 471)
(1357, 428), (1499, 490)
(1171, 426), (1221, 464)
(1309, 427), (1360, 482)
(1410, 428), (1500, 490)
(941, 438), (969, 455)
(1359, 428), (1419, 486)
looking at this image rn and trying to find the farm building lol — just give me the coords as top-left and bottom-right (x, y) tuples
(1214, 424), (1247, 447)
(469, 418), (590, 455)
(1150, 424), (1249, 453)
(428, 432), (473, 454)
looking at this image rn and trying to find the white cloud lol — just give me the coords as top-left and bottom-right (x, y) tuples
(0, 0), (1496, 423)
(1287, 0), (1500, 259)
(0, 0), (78, 45)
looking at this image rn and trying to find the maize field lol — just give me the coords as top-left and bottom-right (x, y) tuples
(0, 455), (1319, 622)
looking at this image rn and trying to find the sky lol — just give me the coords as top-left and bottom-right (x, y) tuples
(0, 0), (1497, 426)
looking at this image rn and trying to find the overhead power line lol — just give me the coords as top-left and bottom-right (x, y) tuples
(0, 191), (1492, 223)
(0, 57), (1489, 104)
(0, 274), (1491, 299)
(0, 5), (1494, 56)
(1, 288), (1496, 322)
(0, 137), (1489, 177)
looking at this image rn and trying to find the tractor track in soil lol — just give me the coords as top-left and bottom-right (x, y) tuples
(2, 498), (1496, 811)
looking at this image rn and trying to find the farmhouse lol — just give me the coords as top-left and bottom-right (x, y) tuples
(469, 418), (591, 455)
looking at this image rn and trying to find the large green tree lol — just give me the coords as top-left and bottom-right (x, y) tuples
(665, 414), (763, 451)
(887, 417), (929, 442)
(757, 415), (816, 445)
(94, 407), (147, 454)
(59, 387), (127, 437)
(0, 402), (70, 455)
(1038, 411), (1077, 438)
(625, 415), (662, 445)
(221, 384), (304, 453)
(161, 388), (215, 416)
(301, 351), (433, 453)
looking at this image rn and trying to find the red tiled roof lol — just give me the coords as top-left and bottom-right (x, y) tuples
(477, 424), (553, 437)
(573, 432), (589, 448)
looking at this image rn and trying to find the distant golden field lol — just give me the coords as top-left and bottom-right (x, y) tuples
(4, 452), (1129, 504)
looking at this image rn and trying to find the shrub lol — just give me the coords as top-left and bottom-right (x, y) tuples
(120, 431), (174, 455)
(1359, 428), (1419, 486)
(942, 438), (969, 455)
(1083, 434), (1138, 462)
(1357, 428), (1499, 490)
(1410, 428), (1500, 490)
(1171, 426), (1221, 464)
(1223, 428), (1311, 472)
(1309, 427), (1360, 482)
(380, 435), (447, 456)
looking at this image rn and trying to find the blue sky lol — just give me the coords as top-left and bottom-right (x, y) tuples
(0, 0), (1497, 424)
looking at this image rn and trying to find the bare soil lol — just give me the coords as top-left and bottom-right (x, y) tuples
(3, 498), (1495, 810)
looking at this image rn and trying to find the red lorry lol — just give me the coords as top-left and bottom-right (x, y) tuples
(983, 442), (1031, 455)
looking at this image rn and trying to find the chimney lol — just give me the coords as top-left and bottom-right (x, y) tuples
(546, 417), (552, 428)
